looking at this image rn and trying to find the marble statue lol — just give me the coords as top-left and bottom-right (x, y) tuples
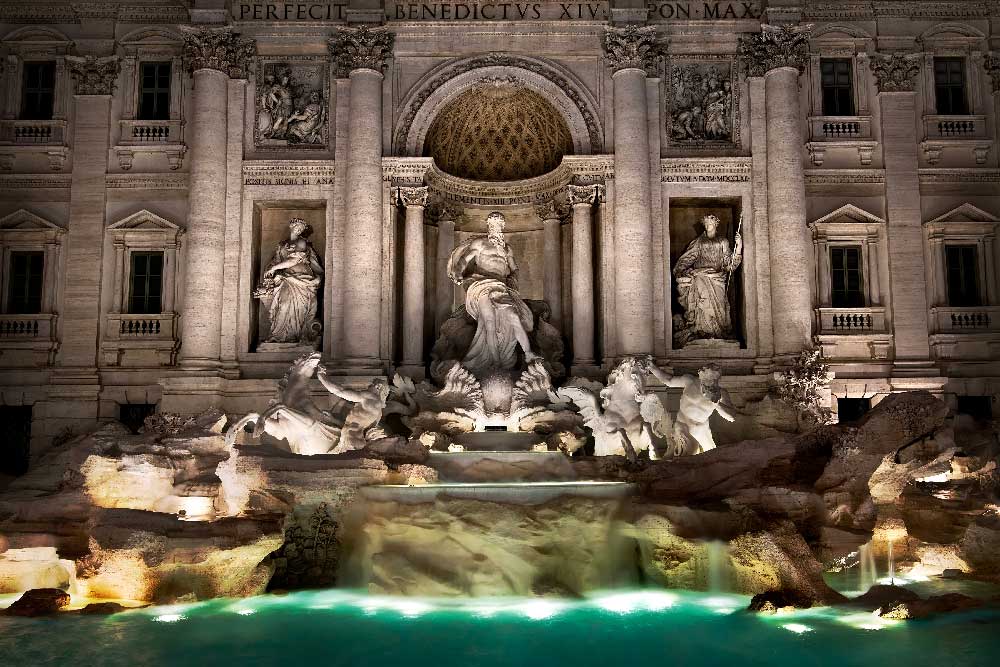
(645, 361), (736, 455)
(287, 90), (326, 144)
(673, 214), (742, 347)
(556, 356), (670, 460)
(253, 218), (323, 345)
(257, 67), (294, 139)
(315, 365), (391, 454)
(446, 211), (539, 375)
(225, 353), (340, 456)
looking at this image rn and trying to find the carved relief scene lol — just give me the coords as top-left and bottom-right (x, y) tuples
(254, 58), (329, 148)
(666, 58), (739, 147)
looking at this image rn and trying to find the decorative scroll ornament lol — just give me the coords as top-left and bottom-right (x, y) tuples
(869, 52), (922, 93)
(181, 26), (257, 79)
(566, 183), (601, 206)
(398, 185), (429, 208)
(602, 25), (660, 74)
(737, 24), (813, 77)
(329, 25), (394, 77)
(984, 53), (1000, 93)
(67, 56), (120, 96)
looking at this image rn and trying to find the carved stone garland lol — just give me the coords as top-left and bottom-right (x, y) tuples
(67, 56), (120, 96)
(329, 25), (394, 77)
(737, 24), (812, 77)
(602, 25), (660, 74)
(181, 26), (257, 79)
(869, 52), (922, 93)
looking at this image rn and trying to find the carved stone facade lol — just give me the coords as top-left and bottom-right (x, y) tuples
(0, 0), (998, 458)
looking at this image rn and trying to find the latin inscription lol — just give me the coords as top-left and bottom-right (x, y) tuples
(233, 1), (760, 21)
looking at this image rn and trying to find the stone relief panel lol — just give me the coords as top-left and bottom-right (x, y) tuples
(665, 57), (740, 149)
(254, 57), (329, 149)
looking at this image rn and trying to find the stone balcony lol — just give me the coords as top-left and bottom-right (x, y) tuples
(0, 120), (70, 171)
(0, 313), (59, 366)
(806, 116), (877, 167)
(928, 306), (1000, 360)
(920, 115), (991, 165)
(813, 307), (892, 361)
(101, 312), (180, 367)
(113, 119), (186, 170)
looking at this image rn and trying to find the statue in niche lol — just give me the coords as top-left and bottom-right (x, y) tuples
(254, 218), (323, 346)
(645, 362), (737, 455)
(673, 214), (742, 347)
(446, 211), (540, 376)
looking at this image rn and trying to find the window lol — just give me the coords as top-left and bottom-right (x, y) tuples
(837, 397), (871, 424)
(945, 245), (980, 307)
(956, 396), (992, 421)
(0, 405), (32, 476)
(20, 62), (56, 120)
(934, 57), (968, 115)
(820, 59), (854, 116)
(7, 251), (44, 314)
(138, 62), (171, 121)
(128, 252), (163, 314)
(830, 246), (865, 308)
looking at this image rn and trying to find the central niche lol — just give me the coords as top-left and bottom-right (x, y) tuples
(423, 79), (573, 182)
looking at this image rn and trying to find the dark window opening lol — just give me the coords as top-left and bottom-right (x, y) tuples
(821, 59), (855, 116)
(945, 245), (980, 307)
(20, 61), (56, 120)
(119, 403), (156, 434)
(830, 246), (865, 308)
(956, 396), (993, 421)
(934, 57), (969, 115)
(7, 251), (44, 314)
(838, 398), (871, 424)
(128, 252), (163, 314)
(138, 62), (171, 121)
(0, 405), (32, 476)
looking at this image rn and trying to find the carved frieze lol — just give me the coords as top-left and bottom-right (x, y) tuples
(737, 24), (812, 77)
(181, 26), (256, 79)
(984, 54), (1000, 94)
(242, 161), (336, 187)
(329, 25), (394, 77)
(869, 53), (922, 93)
(255, 58), (329, 150)
(660, 158), (751, 183)
(666, 56), (739, 149)
(67, 56), (120, 96)
(602, 25), (660, 74)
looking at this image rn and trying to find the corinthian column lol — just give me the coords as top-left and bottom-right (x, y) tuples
(603, 25), (658, 356)
(432, 201), (461, 333)
(398, 186), (429, 377)
(330, 26), (394, 369)
(567, 184), (601, 369)
(178, 27), (255, 371)
(738, 25), (813, 358)
(535, 199), (564, 330)
(870, 52), (933, 371)
(57, 56), (119, 372)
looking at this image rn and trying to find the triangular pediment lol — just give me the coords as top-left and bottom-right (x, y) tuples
(926, 203), (999, 225)
(108, 209), (180, 231)
(811, 204), (885, 227)
(0, 209), (64, 231)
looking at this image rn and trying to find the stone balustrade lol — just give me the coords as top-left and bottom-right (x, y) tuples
(930, 306), (999, 333)
(815, 307), (887, 334)
(922, 115), (987, 140)
(0, 120), (68, 145)
(808, 116), (871, 141)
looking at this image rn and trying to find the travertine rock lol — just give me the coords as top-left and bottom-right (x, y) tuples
(4, 588), (70, 616)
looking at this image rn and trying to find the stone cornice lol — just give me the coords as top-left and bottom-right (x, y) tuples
(869, 52), (922, 93)
(737, 24), (813, 78)
(67, 55), (119, 96)
(106, 173), (189, 190)
(805, 169), (886, 186)
(660, 158), (752, 183)
(0, 2), (188, 24)
(181, 26), (256, 79)
(0, 174), (71, 189)
(329, 25), (394, 78)
(602, 25), (660, 75)
(918, 168), (1000, 184)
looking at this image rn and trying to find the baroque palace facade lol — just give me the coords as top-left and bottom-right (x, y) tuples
(0, 0), (999, 469)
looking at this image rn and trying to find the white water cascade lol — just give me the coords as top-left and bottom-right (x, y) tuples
(858, 542), (878, 592)
(706, 541), (730, 592)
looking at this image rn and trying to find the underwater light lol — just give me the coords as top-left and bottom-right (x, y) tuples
(782, 623), (812, 634)
(237, 609), (256, 616)
(520, 599), (564, 620)
(153, 614), (185, 623)
(592, 591), (678, 614)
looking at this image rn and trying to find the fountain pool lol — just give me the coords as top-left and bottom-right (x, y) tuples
(2, 589), (998, 667)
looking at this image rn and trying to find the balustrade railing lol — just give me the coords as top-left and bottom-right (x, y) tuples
(930, 307), (999, 333)
(118, 119), (183, 146)
(0, 120), (67, 145)
(0, 314), (56, 340)
(816, 307), (886, 334)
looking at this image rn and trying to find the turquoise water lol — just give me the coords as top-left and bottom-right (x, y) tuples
(2, 589), (998, 667)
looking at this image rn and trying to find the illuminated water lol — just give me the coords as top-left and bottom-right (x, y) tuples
(2, 589), (998, 666)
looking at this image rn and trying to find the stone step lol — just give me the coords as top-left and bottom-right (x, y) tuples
(427, 451), (577, 483)
(359, 481), (636, 505)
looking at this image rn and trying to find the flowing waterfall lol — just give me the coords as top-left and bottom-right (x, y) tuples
(706, 541), (729, 592)
(858, 542), (877, 592)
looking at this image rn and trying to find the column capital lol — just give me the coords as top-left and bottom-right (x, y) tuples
(602, 25), (660, 75)
(566, 183), (603, 206)
(181, 26), (256, 79)
(984, 53), (1000, 93)
(428, 199), (463, 225)
(869, 52), (922, 93)
(330, 25), (394, 78)
(737, 24), (812, 78)
(534, 199), (564, 221)
(397, 185), (429, 208)
(66, 56), (120, 96)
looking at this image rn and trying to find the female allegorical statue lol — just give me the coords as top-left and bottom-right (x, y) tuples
(673, 214), (742, 346)
(254, 218), (323, 345)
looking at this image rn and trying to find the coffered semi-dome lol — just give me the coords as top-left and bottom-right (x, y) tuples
(423, 80), (574, 182)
